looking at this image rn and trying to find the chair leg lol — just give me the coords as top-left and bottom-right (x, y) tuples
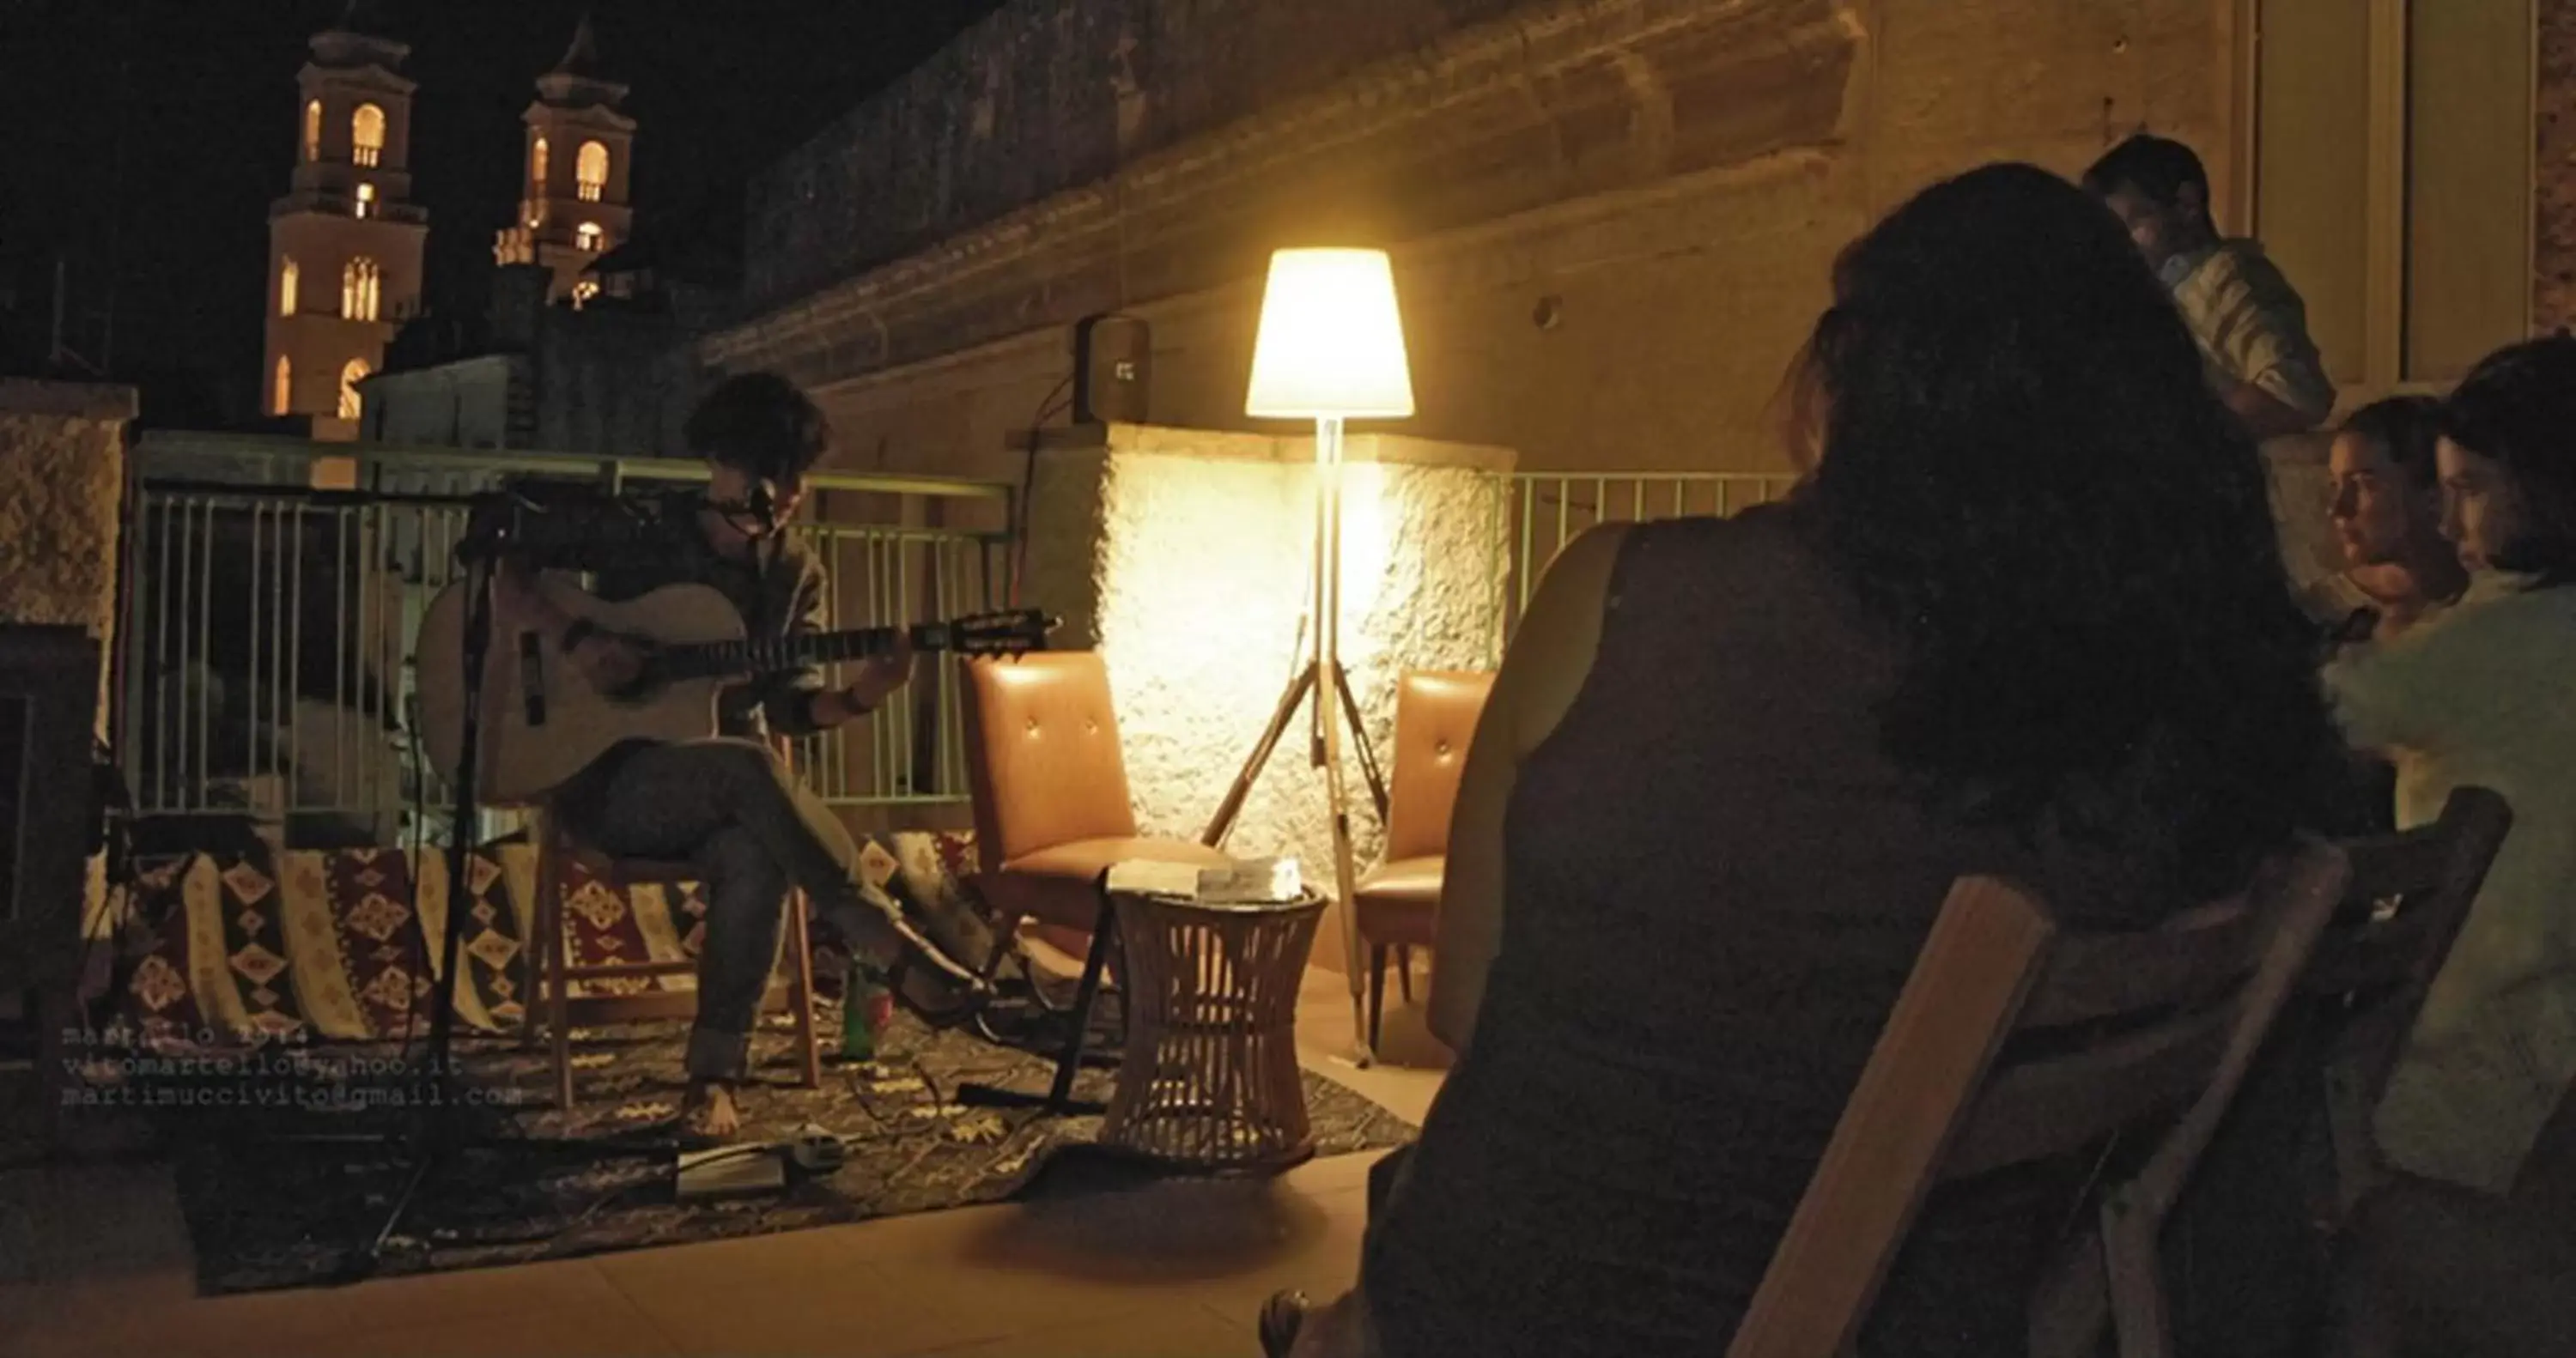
(1396, 945), (1415, 1004)
(545, 862), (575, 1112)
(787, 888), (821, 1089)
(970, 912), (1026, 1045)
(1367, 945), (1388, 1053)
(1046, 886), (1117, 1111)
(522, 836), (556, 1052)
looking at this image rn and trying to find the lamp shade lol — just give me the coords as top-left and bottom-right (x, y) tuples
(1244, 248), (1416, 420)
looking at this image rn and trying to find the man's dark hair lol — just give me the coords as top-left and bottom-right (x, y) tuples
(2081, 134), (2212, 219)
(2338, 396), (2445, 488)
(683, 372), (830, 480)
(2443, 335), (2576, 583)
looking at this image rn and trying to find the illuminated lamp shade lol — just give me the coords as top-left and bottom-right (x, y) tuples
(1244, 249), (1415, 420)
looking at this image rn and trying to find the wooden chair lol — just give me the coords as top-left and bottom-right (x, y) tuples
(2305, 786), (2513, 1221)
(957, 652), (1230, 1108)
(1728, 840), (2350, 1358)
(1352, 670), (1492, 1051)
(519, 737), (824, 1112)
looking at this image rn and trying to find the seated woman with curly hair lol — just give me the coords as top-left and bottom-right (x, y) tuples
(1263, 163), (2345, 1357)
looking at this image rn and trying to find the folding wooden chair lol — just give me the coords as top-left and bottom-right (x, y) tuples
(2304, 786), (2512, 1221)
(1728, 840), (2349, 1358)
(518, 737), (824, 1112)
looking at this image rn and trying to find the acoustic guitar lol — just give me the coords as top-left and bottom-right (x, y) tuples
(415, 574), (1051, 803)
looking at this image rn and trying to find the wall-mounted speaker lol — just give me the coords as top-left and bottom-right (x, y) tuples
(1072, 314), (1151, 425)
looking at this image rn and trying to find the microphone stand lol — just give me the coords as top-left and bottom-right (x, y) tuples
(329, 512), (659, 1283)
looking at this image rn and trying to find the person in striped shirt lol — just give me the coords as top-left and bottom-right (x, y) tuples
(2086, 134), (2337, 440)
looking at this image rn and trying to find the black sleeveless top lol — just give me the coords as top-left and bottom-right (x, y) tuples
(1360, 510), (2132, 1357)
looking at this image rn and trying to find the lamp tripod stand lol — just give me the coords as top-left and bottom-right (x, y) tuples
(1202, 415), (1391, 1065)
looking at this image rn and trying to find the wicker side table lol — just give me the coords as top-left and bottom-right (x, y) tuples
(1097, 888), (1327, 1172)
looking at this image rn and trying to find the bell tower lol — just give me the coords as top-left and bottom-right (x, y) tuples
(263, 0), (428, 440)
(495, 15), (635, 306)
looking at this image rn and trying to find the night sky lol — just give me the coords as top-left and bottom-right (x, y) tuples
(0, 0), (1006, 425)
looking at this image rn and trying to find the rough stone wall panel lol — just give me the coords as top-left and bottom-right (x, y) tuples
(1027, 428), (1506, 972)
(0, 382), (135, 948)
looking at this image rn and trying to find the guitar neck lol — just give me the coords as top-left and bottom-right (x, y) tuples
(659, 622), (953, 680)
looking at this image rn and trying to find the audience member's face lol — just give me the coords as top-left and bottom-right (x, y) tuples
(2437, 437), (2527, 573)
(2100, 182), (2202, 271)
(2327, 432), (2433, 567)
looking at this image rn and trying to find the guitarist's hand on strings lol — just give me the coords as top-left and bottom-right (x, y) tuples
(807, 633), (914, 728)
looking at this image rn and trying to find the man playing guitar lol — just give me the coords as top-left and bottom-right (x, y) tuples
(492, 372), (982, 1139)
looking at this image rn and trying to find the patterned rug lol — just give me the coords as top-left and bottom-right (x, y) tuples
(148, 1005), (1413, 1294)
(81, 839), (1414, 1294)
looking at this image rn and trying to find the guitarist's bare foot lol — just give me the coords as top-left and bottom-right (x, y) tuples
(682, 1080), (743, 1141)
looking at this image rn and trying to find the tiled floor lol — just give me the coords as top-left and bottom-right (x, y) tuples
(0, 967), (1450, 1358)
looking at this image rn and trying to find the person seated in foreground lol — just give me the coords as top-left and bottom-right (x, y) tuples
(2323, 1076), (2576, 1356)
(2084, 132), (2336, 441)
(2302, 397), (2470, 652)
(2323, 335), (2576, 1197)
(494, 373), (984, 1141)
(1263, 163), (2344, 1358)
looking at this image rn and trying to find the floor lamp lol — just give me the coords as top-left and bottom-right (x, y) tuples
(1204, 248), (1414, 1065)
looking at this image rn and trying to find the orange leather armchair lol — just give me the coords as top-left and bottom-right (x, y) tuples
(959, 652), (1230, 1101)
(1354, 670), (1494, 1050)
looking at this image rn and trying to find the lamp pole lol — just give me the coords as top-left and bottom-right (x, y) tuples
(1309, 415), (1370, 1058)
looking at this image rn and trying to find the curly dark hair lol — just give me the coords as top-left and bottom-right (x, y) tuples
(1791, 163), (2336, 900)
(2339, 396), (2445, 488)
(2441, 334), (2576, 584)
(683, 372), (831, 481)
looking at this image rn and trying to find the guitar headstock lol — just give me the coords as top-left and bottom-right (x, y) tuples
(951, 609), (1057, 656)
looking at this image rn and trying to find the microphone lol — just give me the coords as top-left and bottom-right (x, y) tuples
(744, 479), (781, 534)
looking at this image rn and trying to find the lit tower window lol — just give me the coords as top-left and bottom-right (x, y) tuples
(273, 356), (293, 415)
(342, 258), (381, 321)
(576, 221), (605, 252)
(279, 258), (299, 317)
(532, 136), (550, 191)
(355, 183), (378, 219)
(576, 141), (608, 202)
(302, 100), (322, 161)
(352, 104), (386, 167)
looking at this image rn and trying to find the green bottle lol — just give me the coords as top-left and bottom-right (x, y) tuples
(841, 962), (893, 1062)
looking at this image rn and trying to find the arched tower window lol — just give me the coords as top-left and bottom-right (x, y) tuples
(342, 258), (381, 322)
(273, 355), (293, 415)
(339, 359), (370, 421)
(576, 141), (609, 202)
(354, 183), (377, 220)
(351, 104), (386, 167)
(532, 136), (550, 191)
(575, 222), (606, 252)
(302, 100), (322, 161)
(279, 258), (299, 317)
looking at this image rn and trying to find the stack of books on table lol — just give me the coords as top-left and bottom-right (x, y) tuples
(1104, 856), (1305, 905)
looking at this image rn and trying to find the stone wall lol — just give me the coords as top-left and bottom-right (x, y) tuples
(740, 0), (1538, 313)
(0, 380), (133, 945)
(2540, 0), (2576, 334)
(1023, 424), (1510, 971)
(711, 0), (2240, 483)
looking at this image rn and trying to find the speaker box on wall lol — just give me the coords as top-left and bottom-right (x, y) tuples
(1072, 314), (1151, 425)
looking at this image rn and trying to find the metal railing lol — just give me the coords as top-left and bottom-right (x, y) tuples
(1498, 471), (1798, 646)
(116, 434), (1016, 846)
